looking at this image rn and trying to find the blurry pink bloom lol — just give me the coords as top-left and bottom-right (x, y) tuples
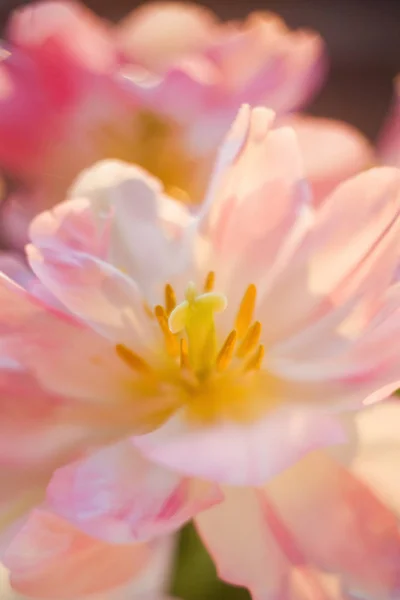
(0, 0), (369, 250)
(1, 106), (400, 597)
(378, 75), (400, 168)
(117, 2), (325, 122)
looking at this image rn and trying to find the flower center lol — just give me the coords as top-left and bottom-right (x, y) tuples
(116, 273), (276, 427)
(97, 110), (202, 203)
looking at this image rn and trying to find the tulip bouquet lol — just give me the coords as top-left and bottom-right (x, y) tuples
(0, 2), (399, 600)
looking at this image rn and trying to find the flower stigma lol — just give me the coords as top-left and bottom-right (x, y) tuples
(116, 273), (277, 428)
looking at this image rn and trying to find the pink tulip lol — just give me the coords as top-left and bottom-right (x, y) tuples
(1, 106), (400, 597)
(378, 75), (400, 168)
(0, 1), (371, 250)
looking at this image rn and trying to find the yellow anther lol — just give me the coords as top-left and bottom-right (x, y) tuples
(216, 330), (237, 372)
(244, 344), (265, 372)
(180, 338), (190, 370)
(116, 344), (151, 374)
(165, 283), (177, 315)
(155, 305), (179, 356)
(236, 321), (262, 358)
(204, 271), (215, 292)
(235, 284), (257, 339)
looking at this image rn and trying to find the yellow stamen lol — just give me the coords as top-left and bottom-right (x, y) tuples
(244, 344), (265, 372)
(165, 283), (177, 315)
(180, 338), (190, 370)
(235, 284), (257, 339)
(116, 344), (151, 374)
(169, 284), (227, 376)
(204, 271), (215, 292)
(155, 305), (179, 356)
(236, 321), (262, 358)
(216, 330), (237, 371)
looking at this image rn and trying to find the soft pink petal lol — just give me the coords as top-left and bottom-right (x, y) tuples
(117, 2), (217, 72)
(0, 251), (32, 287)
(378, 75), (400, 168)
(27, 244), (154, 348)
(66, 160), (193, 302)
(197, 450), (400, 599)
(198, 106), (310, 313)
(0, 2), (134, 215)
(29, 195), (112, 259)
(286, 114), (375, 205)
(135, 408), (345, 485)
(350, 400), (400, 514)
(8, 1), (116, 75)
(264, 452), (400, 599)
(195, 487), (288, 597)
(3, 510), (151, 599)
(0, 272), (132, 404)
(258, 166), (400, 343)
(214, 12), (326, 112)
(196, 487), (341, 600)
(47, 441), (222, 543)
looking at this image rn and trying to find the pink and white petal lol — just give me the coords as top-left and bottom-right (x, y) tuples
(263, 451), (400, 599)
(199, 107), (310, 303)
(116, 2), (218, 72)
(0, 272), (135, 409)
(225, 14), (326, 112)
(0, 252), (32, 288)
(3, 510), (151, 599)
(378, 75), (400, 168)
(68, 160), (192, 301)
(195, 487), (288, 597)
(8, 1), (117, 76)
(135, 407), (346, 486)
(27, 244), (153, 348)
(268, 234), (400, 401)
(196, 487), (341, 599)
(47, 441), (222, 544)
(29, 195), (112, 259)
(259, 166), (400, 343)
(349, 400), (400, 515)
(286, 115), (375, 206)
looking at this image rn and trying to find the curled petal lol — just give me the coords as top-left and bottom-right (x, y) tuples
(3, 510), (151, 599)
(47, 441), (222, 543)
(67, 160), (193, 301)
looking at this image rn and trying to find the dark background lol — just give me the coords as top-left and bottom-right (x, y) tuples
(1, 0), (400, 140)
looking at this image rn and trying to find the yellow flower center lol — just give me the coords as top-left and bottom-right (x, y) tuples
(116, 273), (278, 428)
(97, 110), (204, 204)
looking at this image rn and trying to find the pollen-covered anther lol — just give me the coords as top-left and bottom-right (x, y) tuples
(216, 330), (237, 371)
(164, 283), (176, 315)
(115, 344), (152, 374)
(236, 321), (262, 358)
(180, 338), (190, 370)
(244, 344), (265, 372)
(204, 271), (215, 292)
(155, 305), (179, 357)
(235, 284), (257, 339)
